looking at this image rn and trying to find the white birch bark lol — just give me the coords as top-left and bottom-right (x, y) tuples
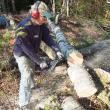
(52, 0), (55, 14)
(67, 0), (69, 17)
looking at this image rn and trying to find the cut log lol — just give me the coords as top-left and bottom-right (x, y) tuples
(67, 50), (83, 66)
(67, 64), (97, 97)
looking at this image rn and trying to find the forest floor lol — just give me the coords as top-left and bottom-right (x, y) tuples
(0, 15), (110, 110)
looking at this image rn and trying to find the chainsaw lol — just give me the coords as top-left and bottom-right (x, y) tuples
(41, 56), (65, 74)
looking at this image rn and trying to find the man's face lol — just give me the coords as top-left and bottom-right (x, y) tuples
(34, 15), (47, 25)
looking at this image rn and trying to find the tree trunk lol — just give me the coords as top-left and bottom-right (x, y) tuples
(61, 0), (66, 14)
(47, 19), (97, 97)
(52, 0), (55, 14)
(11, 0), (16, 13)
(66, 0), (69, 17)
(0, 0), (6, 13)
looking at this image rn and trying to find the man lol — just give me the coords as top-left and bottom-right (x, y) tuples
(13, 1), (63, 109)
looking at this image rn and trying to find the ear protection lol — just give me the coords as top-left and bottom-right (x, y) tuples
(31, 1), (41, 19)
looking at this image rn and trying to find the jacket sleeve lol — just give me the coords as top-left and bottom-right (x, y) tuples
(16, 30), (42, 65)
(42, 25), (60, 52)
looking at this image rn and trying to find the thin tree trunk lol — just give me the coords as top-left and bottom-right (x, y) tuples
(61, 0), (69, 17)
(11, 0), (16, 13)
(52, 0), (55, 14)
(1, 0), (6, 12)
(67, 0), (69, 17)
(61, 0), (66, 14)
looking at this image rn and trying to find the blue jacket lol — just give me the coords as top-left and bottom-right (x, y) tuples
(13, 16), (59, 65)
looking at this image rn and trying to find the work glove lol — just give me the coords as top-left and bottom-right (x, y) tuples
(56, 51), (64, 59)
(40, 61), (48, 70)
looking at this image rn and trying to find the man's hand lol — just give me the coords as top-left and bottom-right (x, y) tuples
(56, 51), (64, 59)
(40, 61), (48, 70)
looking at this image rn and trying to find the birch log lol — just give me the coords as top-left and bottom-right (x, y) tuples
(47, 19), (97, 97)
(67, 65), (97, 97)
